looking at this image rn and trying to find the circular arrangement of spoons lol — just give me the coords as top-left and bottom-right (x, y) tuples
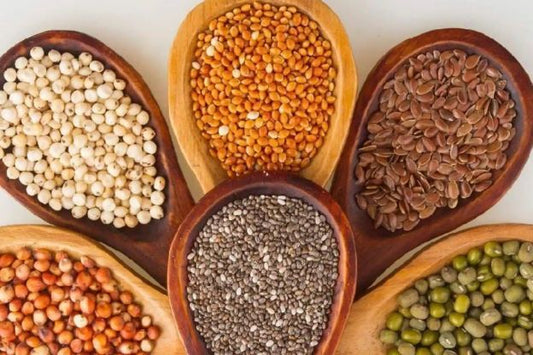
(0, 30), (195, 286)
(331, 28), (533, 294)
(167, 172), (356, 354)
(0, 4), (532, 355)
(168, 0), (357, 194)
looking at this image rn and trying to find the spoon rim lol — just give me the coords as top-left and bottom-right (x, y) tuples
(167, 171), (357, 354)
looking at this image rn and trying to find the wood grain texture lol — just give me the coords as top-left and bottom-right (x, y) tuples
(331, 28), (533, 294)
(337, 224), (533, 354)
(0, 31), (195, 286)
(167, 171), (357, 354)
(168, 0), (357, 194)
(0, 224), (181, 353)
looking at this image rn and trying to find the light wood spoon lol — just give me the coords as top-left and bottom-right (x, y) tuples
(336, 224), (533, 353)
(0, 224), (181, 353)
(168, 0), (357, 194)
(0, 31), (195, 286)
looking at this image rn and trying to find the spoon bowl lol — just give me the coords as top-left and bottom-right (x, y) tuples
(167, 172), (357, 354)
(0, 30), (195, 286)
(168, 0), (357, 194)
(0, 224), (181, 353)
(336, 224), (533, 353)
(331, 28), (533, 293)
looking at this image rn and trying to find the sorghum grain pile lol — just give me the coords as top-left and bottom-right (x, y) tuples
(0, 247), (160, 354)
(190, 2), (336, 176)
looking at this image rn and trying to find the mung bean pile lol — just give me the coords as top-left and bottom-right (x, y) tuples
(381, 240), (533, 354)
(355, 49), (516, 232)
(190, 1), (336, 177)
(0, 47), (166, 228)
(186, 195), (339, 354)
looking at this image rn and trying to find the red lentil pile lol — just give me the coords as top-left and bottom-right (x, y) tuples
(0, 248), (160, 354)
(190, 1), (337, 176)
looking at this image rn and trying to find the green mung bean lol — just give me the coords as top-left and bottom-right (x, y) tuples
(381, 240), (533, 354)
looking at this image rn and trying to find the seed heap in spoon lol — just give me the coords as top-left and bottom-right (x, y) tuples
(0, 247), (161, 354)
(0, 47), (166, 228)
(190, 1), (337, 176)
(187, 195), (339, 354)
(381, 240), (533, 354)
(355, 49), (516, 232)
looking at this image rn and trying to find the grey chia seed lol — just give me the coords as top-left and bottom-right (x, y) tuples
(186, 194), (339, 354)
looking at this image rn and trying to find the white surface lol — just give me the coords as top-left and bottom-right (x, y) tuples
(0, 0), (532, 278)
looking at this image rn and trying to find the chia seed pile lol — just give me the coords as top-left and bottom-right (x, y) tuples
(186, 194), (339, 354)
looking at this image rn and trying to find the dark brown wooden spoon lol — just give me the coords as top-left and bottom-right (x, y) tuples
(168, 171), (357, 354)
(331, 28), (533, 295)
(0, 30), (194, 286)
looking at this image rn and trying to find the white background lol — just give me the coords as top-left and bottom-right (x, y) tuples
(0, 0), (532, 281)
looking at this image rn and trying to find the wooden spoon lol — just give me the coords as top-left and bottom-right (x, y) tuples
(331, 28), (533, 294)
(168, 0), (357, 194)
(0, 224), (180, 353)
(336, 224), (533, 353)
(167, 172), (357, 354)
(0, 30), (195, 286)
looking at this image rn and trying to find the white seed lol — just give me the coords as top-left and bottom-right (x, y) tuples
(94, 85), (112, 102)
(143, 141), (157, 155)
(150, 191), (165, 206)
(115, 189), (130, 201)
(247, 111), (260, 120)
(37, 189), (51, 204)
(9, 90), (24, 105)
(73, 314), (88, 328)
(19, 172), (34, 185)
(87, 208), (101, 221)
(49, 143), (66, 158)
(1, 107), (17, 123)
(153, 177), (165, 191)
(89, 60), (104, 73)
(26, 183), (40, 196)
(14, 57), (28, 69)
(113, 79), (126, 91)
(125, 214), (138, 228)
(48, 198), (61, 211)
(218, 125), (229, 136)
(102, 198), (116, 212)
(206, 46), (216, 57)
(100, 211), (114, 224)
(6, 167), (19, 180)
(137, 210), (151, 225)
(150, 205), (164, 220)
(13, 153), (27, 168)
(3, 68), (16, 82)
(136, 111), (149, 125)
(72, 193), (86, 207)
(114, 206), (128, 218)
(29, 47), (44, 61)
(72, 206), (87, 219)
(113, 217), (125, 229)
(59, 60), (74, 75)
(18, 68), (36, 83)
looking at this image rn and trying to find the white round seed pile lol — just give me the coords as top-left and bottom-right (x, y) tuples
(0, 47), (166, 228)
